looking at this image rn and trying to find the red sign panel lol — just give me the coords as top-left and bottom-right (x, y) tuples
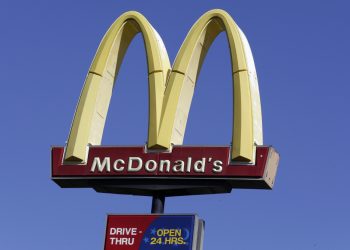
(51, 146), (279, 195)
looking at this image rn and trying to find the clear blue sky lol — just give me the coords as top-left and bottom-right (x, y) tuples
(1, 0), (349, 249)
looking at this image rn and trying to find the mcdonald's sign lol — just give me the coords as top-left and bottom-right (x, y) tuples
(51, 9), (279, 196)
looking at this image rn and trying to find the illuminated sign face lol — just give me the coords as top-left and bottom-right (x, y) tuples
(104, 214), (203, 250)
(51, 9), (279, 195)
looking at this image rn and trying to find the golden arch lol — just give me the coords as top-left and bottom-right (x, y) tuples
(65, 11), (171, 161)
(65, 9), (263, 163)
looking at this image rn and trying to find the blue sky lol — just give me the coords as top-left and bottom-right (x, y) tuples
(1, 0), (349, 249)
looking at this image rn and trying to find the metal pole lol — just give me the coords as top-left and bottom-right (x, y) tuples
(151, 194), (165, 213)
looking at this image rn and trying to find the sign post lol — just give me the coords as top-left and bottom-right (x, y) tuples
(151, 195), (165, 214)
(51, 9), (279, 249)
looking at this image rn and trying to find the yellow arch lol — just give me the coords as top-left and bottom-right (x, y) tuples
(156, 9), (262, 162)
(65, 9), (263, 164)
(65, 11), (171, 162)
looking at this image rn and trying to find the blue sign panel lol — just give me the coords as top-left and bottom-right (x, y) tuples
(139, 215), (195, 250)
